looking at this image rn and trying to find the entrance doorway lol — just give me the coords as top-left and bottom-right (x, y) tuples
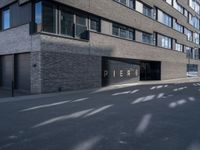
(140, 61), (161, 81)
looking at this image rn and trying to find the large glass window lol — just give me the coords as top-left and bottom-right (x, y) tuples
(187, 64), (198, 77)
(184, 28), (193, 41)
(193, 33), (199, 45)
(142, 32), (154, 45)
(2, 8), (10, 30)
(175, 43), (183, 52)
(60, 9), (74, 36)
(185, 46), (193, 59)
(157, 9), (172, 27)
(43, 3), (56, 33)
(157, 34), (172, 49)
(174, 21), (183, 33)
(189, 14), (199, 29)
(189, 0), (200, 15)
(33, 1), (101, 40)
(112, 23), (134, 40)
(75, 14), (88, 39)
(115, 0), (135, 9)
(90, 16), (100, 32)
(143, 4), (153, 18)
(173, 0), (184, 14)
(35, 1), (42, 25)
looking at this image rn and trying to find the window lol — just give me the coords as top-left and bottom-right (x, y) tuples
(174, 21), (183, 33)
(2, 8), (10, 30)
(173, 0), (183, 14)
(34, 1), (42, 32)
(165, 0), (172, 5)
(157, 9), (172, 27)
(175, 43), (183, 52)
(35, 1), (42, 25)
(193, 48), (199, 59)
(115, 0), (135, 9)
(60, 9), (74, 36)
(157, 34), (172, 49)
(185, 46), (193, 58)
(90, 16), (100, 32)
(143, 4), (153, 18)
(189, 14), (199, 29)
(43, 3), (56, 33)
(75, 14), (88, 39)
(189, 0), (200, 15)
(142, 32), (154, 45)
(184, 28), (193, 41)
(193, 33), (199, 44)
(184, 9), (188, 17)
(112, 23), (134, 40)
(187, 64), (198, 73)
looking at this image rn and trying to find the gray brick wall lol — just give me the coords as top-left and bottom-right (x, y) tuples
(41, 51), (102, 93)
(0, 24), (41, 55)
(31, 51), (42, 94)
(161, 61), (187, 80)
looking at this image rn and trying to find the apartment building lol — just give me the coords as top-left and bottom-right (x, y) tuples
(0, 0), (200, 93)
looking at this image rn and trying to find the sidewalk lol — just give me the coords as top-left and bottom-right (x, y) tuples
(93, 77), (200, 93)
(0, 77), (199, 100)
(0, 88), (29, 99)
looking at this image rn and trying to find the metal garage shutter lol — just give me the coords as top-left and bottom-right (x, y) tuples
(1, 55), (14, 89)
(15, 53), (30, 91)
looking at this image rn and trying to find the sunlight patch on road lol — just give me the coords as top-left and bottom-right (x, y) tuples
(193, 83), (200, 87)
(72, 136), (102, 150)
(173, 86), (187, 92)
(71, 98), (89, 103)
(112, 91), (131, 96)
(135, 114), (152, 135)
(20, 100), (71, 112)
(32, 109), (93, 128)
(169, 99), (187, 108)
(187, 142), (200, 150)
(131, 93), (166, 105)
(84, 105), (113, 118)
(188, 97), (196, 102)
(20, 98), (89, 112)
(112, 90), (139, 96)
(157, 93), (165, 99)
(150, 85), (168, 90)
(168, 97), (196, 108)
(132, 95), (155, 104)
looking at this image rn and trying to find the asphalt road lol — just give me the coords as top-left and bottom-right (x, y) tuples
(0, 82), (200, 150)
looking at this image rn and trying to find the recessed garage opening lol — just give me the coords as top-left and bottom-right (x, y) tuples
(0, 53), (30, 92)
(140, 61), (161, 81)
(102, 57), (140, 86)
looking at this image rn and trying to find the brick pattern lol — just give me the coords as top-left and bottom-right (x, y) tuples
(31, 51), (42, 94)
(41, 51), (102, 93)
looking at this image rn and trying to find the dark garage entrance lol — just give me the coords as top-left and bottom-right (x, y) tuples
(15, 53), (31, 91)
(0, 53), (30, 91)
(102, 57), (140, 86)
(0, 55), (14, 89)
(140, 61), (161, 81)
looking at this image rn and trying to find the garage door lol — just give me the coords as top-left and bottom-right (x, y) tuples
(15, 53), (30, 91)
(1, 55), (14, 89)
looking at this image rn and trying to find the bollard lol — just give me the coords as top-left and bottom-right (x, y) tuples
(11, 81), (14, 97)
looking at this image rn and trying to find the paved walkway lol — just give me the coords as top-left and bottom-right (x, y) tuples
(0, 88), (29, 98)
(0, 77), (199, 99)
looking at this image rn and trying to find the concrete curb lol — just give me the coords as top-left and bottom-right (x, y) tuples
(0, 77), (199, 102)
